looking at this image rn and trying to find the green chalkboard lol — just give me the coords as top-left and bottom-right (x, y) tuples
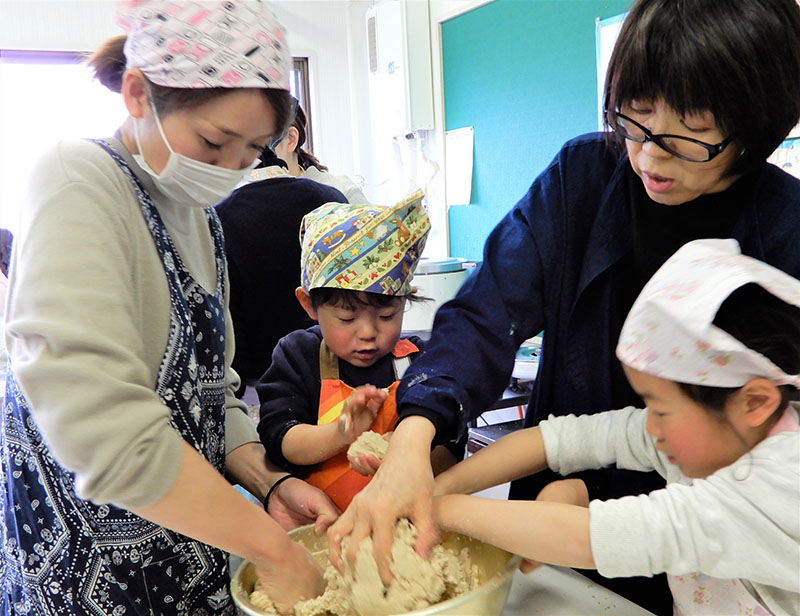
(442, 0), (631, 260)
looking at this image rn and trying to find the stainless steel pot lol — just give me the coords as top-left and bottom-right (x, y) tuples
(231, 524), (521, 616)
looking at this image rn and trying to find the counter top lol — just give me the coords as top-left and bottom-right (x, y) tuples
(503, 565), (656, 615)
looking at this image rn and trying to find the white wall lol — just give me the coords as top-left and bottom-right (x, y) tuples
(270, 1), (366, 192)
(0, 1), (118, 50)
(0, 0), (495, 257)
(274, 0), (497, 257)
(0, 0), (365, 188)
(287, 0), (454, 256)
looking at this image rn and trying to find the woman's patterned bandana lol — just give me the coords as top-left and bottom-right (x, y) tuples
(617, 238), (800, 388)
(300, 190), (431, 296)
(116, 0), (291, 89)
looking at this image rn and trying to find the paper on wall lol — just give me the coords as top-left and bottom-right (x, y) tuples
(445, 126), (474, 206)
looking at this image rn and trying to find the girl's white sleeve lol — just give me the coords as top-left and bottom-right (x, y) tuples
(590, 433), (800, 594)
(539, 406), (670, 476)
(540, 407), (800, 601)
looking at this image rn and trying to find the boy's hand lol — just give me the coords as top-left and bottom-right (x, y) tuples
(338, 385), (387, 443)
(348, 432), (391, 476)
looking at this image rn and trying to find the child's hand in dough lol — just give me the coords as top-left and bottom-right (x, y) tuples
(349, 432), (392, 476)
(338, 385), (387, 443)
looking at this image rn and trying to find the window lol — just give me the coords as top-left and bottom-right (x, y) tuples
(0, 50), (127, 235)
(291, 57), (313, 151)
(0, 51), (313, 236)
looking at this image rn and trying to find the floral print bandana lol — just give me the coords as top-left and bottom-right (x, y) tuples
(116, 0), (290, 89)
(617, 238), (800, 388)
(300, 189), (431, 296)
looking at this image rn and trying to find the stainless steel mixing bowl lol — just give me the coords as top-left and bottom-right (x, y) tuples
(231, 524), (521, 616)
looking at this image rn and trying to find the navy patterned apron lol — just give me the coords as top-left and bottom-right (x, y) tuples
(1, 140), (234, 615)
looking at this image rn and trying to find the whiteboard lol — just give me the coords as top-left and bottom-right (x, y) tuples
(595, 12), (626, 130)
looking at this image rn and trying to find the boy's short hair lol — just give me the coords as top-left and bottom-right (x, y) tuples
(309, 287), (427, 312)
(299, 190), (430, 296)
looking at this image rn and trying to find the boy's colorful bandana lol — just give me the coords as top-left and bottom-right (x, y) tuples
(116, 0), (290, 89)
(300, 190), (430, 295)
(617, 238), (800, 388)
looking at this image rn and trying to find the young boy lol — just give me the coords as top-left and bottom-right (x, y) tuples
(256, 191), (462, 511)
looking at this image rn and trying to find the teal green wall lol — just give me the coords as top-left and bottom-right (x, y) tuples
(442, 0), (631, 260)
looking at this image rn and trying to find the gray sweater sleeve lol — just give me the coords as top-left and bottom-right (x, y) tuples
(540, 408), (800, 602)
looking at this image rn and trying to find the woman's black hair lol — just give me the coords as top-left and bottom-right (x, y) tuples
(290, 104), (328, 172)
(677, 284), (800, 415)
(309, 287), (428, 312)
(604, 0), (800, 176)
(86, 35), (295, 143)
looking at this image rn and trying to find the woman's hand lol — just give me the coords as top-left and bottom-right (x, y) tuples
(253, 541), (325, 615)
(131, 443), (328, 615)
(266, 476), (340, 534)
(338, 385), (387, 443)
(327, 416), (437, 586)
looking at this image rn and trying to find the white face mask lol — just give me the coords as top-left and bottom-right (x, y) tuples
(132, 102), (258, 208)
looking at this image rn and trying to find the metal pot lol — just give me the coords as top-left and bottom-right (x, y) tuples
(231, 524), (521, 616)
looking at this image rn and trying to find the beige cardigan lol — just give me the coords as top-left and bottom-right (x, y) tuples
(5, 137), (255, 510)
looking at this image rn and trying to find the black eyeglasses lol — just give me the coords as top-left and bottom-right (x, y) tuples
(609, 112), (735, 162)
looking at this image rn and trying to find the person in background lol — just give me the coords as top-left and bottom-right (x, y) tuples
(273, 101), (371, 204)
(216, 146), (346, 398)
(0, 2), (338, 615)
(257, 192), (462, 511)
(433, 239), (800, 616)
(0, 228), (12, 277)
(327, 0), (800, 613)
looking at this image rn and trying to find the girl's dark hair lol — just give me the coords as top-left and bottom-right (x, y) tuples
(86, 35), (295, 141)
(604, 0), (800, 176)
(677, 284), (800, 415)
(290, 104), (328, 172)
(309, 287), (428, 312)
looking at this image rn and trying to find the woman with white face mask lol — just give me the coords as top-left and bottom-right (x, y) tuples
(0, 2), (339, 615)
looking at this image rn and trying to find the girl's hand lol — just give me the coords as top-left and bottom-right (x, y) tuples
(519, 558), (542, 574)
(253, 541), (325, 615)
(338, 385), (387, 443)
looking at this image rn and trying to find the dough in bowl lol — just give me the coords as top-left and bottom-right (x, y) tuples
(249, 518), (476, 615)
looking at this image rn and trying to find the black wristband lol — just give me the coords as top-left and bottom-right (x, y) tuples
(263, 474), (295, 512)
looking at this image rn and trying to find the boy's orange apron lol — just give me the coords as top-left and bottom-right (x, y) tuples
(305, 338), (418, 510)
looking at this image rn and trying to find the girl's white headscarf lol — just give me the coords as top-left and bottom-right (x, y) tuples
(116, 0), (291, 90)
(617, 238), (800, 388)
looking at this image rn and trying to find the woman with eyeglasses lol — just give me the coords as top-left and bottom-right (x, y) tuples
(327, 0), (800, 614)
